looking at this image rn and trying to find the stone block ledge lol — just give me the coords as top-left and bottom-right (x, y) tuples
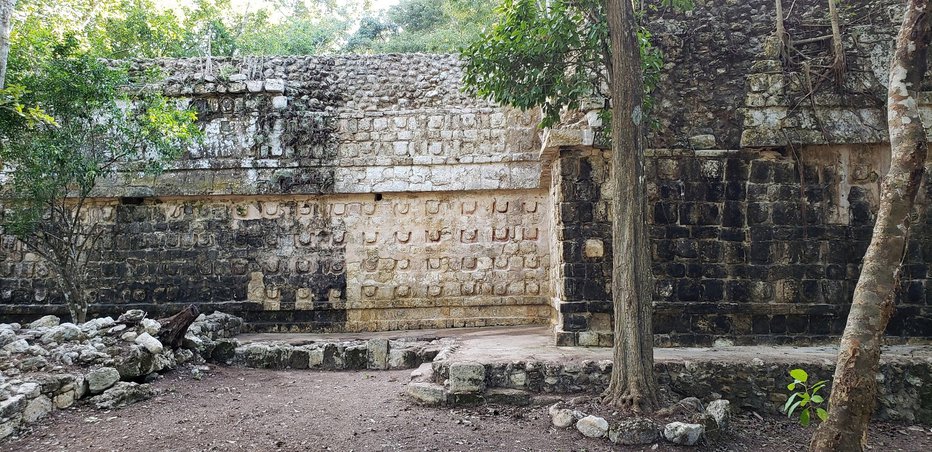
(402, 326), (932, 423)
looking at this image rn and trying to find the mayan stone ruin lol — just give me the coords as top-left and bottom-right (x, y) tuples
(1, 0), (931, 349)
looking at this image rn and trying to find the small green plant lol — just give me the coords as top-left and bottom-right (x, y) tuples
(782, 368), (828, 426)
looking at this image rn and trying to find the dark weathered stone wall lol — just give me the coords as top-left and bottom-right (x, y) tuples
(550, 149), (614, 347)
(552, 145), (932, 346)
(646, 0), (931, 149)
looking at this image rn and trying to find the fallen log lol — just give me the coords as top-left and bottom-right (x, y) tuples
(157, 305), (200, 349)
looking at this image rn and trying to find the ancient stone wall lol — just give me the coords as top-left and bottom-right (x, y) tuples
(0, 54), (551, 332)
(3, 0), (932, 344)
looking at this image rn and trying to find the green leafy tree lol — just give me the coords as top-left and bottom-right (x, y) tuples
(0, 40), (200, 323)
(348, 0), (498, 54)
(345, 16), (397, 51)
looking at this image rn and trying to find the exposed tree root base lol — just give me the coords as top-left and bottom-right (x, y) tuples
(601, 389), (652, 414)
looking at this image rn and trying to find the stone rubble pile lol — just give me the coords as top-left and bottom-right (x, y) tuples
(0, 310), (243, 440)
(547, 398), (732, 447)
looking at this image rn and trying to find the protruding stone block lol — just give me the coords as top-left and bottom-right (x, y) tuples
(406, 382), (446, 406)
(448, 361), (485, 394)
(367, 338), (389, 370)
(264, 78), (285, 92)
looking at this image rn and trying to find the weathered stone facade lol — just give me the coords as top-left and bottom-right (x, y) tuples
(2, 0), (932, 344)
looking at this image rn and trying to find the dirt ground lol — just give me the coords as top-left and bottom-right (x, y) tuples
(3, 366), (931, 452)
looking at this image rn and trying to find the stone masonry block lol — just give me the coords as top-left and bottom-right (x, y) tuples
(367, 338), (389, 370)
(449, 361), (486, 394)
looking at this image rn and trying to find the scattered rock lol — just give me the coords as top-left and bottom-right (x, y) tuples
(22, 395), (52, 423)
(609, 417), (660, 445)
(53, 390), (76, 409)
(576, 415), (609, 438)
(551, 409), (577, 428)
(140, 319), (161, 336)
(90, 382), (156, 410)
(16, 383), (40, 398)
(86, 367), (121, 394)
(663, 421), (704, 446)
(191, 366), (209, 380)
(548, 404), (584, 429)
(40, 323), (82, 344)
(3, 339), (28, 354)
(409, 363), (434, 383)
(20, 356), (49, 371)
(706, 399), (731, 430)
(118, 310), (147, 325)
(29, 315), (60, 329)
(108, 324), (127, 334)
(135, 333), (164, 354)
(0, 329), (16, 348)
(121, 331), (138, 342)
(0, 395), (25, 418)
(0, 417), (21, 440)
(81, 317), (115, 332)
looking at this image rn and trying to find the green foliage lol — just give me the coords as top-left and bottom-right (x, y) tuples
(461, 0), (608, 128)
(388, 0), (446, 32)
(781, 368), (829, 427)
(345, 16), (397, 52)
(236, 14), (348, 56)
(0, 85), (56, 127)
(350, 0), (498, 54)
(9, 0), (357, 60)
(461, 0), (679, 128)
(0, 39), (199, 321)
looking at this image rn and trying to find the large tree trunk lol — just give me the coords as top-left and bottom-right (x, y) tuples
(0, 0), (15, 88)
(810, 1), (930, 450)
(601, 0), (659, 413)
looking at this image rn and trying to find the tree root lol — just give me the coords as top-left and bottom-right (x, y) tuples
(601, 389), (649, 414)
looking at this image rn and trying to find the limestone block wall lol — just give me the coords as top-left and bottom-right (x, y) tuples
(106, 54), (541, 197)
(0, 54), (552, 332)
(0, 191), (552, 331)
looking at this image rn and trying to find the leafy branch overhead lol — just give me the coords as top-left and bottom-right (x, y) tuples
(460, 0), (686, 128)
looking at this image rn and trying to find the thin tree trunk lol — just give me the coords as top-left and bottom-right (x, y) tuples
(775, 0), (791, 65)
(810, 1), (930, 450)
(601, 0), (659, 413)
(0, 0), (15, 89)
(827, 0), (847, 85)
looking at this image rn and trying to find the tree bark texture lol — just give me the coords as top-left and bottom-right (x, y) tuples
(602, 0), (659, 413)
(810, 1), (930, 450)
(775, 0), (791, 65)
(0, 0), (15, 89)
(828, 0), (847, 84)
(158, 305), (200, 349)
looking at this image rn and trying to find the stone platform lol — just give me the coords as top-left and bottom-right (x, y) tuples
(234, 326), (932, 424)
